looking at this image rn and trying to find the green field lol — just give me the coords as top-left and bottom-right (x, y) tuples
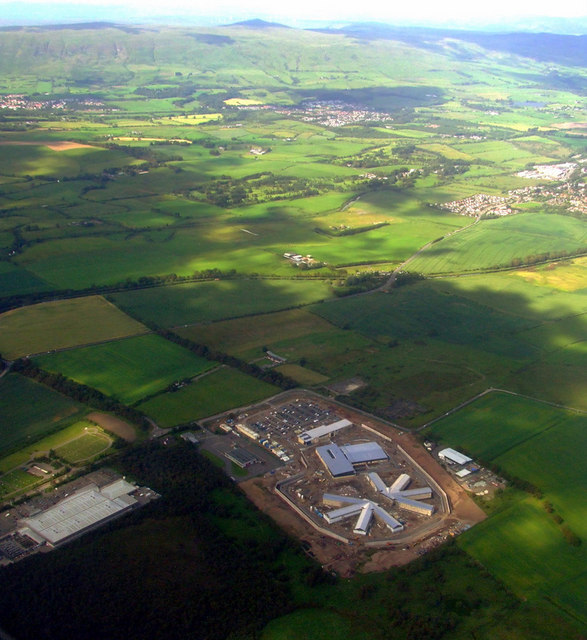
(0, 468), (43, 498)
(428, 391), (587, 623)
(55, 431), (111, 463)
(0, 419), (103, 473)
(177, 308), (337, 358)
(0, 373), (82, 454)
(138, 367), (279, 427)
(111, 279), (334, 327)
(34, 334), (214, 405)
(0, 295), (147, 360)
(407, 213), (587, 275)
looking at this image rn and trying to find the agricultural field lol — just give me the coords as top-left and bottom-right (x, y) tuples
(110, 279), (334, 327)
(34, 334), (214, 405)
(138, 367), (279, 427)
(406, 213), (587, 275)
(176, 308), (338, 359)
(0, 373), (83, 455)
(0, 296), (147, 360)
(0, 20), (585, 640)
(427, 391), (587, 623)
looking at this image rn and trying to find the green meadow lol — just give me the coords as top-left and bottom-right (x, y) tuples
(0, 295), (147, 360)
(427, 391), (586, 623)
(0, 373), (82, 454)
(138, 367), (279, 426)
(110, 279), (334, 327)
(407, 213), (587, 275)
(34, 334), (214, 405)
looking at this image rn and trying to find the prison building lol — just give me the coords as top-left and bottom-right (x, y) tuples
(374, 473), (435, 517)
(297, 419), (352, 445)
(316, 444), (355, 477)
(341, 442), (388, 466)
(324, 502), (365, 525)
(18, 480), (138, 547)
(388, 473), (411, 493)
(394, 496), (435, 516)
(372, 505), (404, 533)
(438, 448), (472, 466)
(354, 503), (374, 536)
(367, 472), (388, 493)
(323, 493), (365, 507)
(322, 495), (404, 534)
(399, 487), (432, 499)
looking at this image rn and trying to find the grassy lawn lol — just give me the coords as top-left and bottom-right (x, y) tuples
(428, 391), (586, 623)
(0, 295), (147, 360)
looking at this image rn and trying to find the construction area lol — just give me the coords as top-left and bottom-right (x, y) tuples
(207, 390), (486, 576)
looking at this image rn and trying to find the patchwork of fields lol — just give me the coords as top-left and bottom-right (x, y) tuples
(428, 391), (587, 623)
(0, 21), (585, 640)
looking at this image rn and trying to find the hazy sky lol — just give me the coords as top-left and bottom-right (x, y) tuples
(6, 0), (587, 23)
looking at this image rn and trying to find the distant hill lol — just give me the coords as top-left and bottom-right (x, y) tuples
(314, 22), (587, 66)
(226, 19), (291, 29)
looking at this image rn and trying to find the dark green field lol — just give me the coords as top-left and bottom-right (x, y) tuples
(110, 279), (334, 327)
(138, 366), (279, 426)
(34, 334), (214, 405)
(0, 373), (82, 454)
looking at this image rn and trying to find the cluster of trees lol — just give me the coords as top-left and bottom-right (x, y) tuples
(194, 172), (331, 208)
(510, 247), (587, 268)
(0, 442), (304, 640)
(157, 329), (298, 390)
(12, 359), (149, 431)
(134, 84), (197, 99)
(333, 272), (386, 297)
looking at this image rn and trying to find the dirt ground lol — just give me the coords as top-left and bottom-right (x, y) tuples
(87, 412), (136, 442)
(239, 405), (486, 578)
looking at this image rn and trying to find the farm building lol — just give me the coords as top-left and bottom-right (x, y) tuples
(438, 448), (472, 466)
(18, 479), (138, 547)
(298, 419), (352, 445)
(316, 441), (388, 477)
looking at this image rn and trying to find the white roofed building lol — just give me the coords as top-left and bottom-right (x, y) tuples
(438, 448), (472, 466)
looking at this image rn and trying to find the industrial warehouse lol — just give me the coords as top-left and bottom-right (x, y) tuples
(0, 471), (158, 563)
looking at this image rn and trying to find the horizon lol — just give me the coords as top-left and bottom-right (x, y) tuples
(0, 0), (586, 33)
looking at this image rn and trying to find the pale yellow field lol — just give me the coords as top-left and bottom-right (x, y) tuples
(511, 257), (587, 291)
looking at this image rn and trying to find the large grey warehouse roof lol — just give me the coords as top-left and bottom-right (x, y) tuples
(316, 444), (355, 477)
(341, 442), (388, 464)
(19, 482), (137, 546)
